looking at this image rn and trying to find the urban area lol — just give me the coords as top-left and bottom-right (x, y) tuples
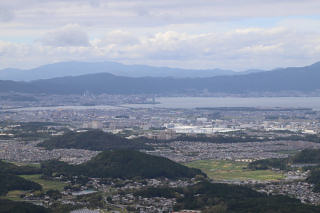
(1, 94), (320, 212)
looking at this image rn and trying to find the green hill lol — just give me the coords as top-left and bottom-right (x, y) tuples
(0, 161), (42, 196)
(248, 149), (320, 171)
(38, 130), (152, 151)
(247, 149), (320, 192)
(134, 181), (320, 212)
(0, 199), (49, 213)
(0, 173), (42, 196)
(175, 181), (320, 212)
(291, 149), (320, 164)
(0, 161), (40, 175)
(41, 150), (204, 179)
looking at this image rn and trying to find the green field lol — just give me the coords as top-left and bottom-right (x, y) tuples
(186, 160), (284, 181)
(2, 190), (25, 201)
(19, 174), (67, 191)
(10, 161), (41, 168)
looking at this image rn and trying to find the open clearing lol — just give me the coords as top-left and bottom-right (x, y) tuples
(3, 174), (67, 201)
(2, 190), (25, 201)
(186, 159), (284, 181)
(19, 174), (66, 191)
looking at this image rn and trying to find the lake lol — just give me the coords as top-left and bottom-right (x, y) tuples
(4, 97), (320, 111)
(123, 97), (320, 110)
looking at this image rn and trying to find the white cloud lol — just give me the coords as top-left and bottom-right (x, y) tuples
(1, 0), (320, 29)
(1, 26), (320, 70)
(0, 0), (320, 70)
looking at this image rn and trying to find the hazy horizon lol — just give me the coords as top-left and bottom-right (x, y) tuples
(1, 59), (320, 73)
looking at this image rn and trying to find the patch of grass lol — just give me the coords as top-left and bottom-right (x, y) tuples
(10, 161), (41, 168)
(272, 150), (299, 155)
(2, 190), (25, 201)
(186, 160), (284, 181)
(101, 208), (128, 213)
(19, 174), (66, 191)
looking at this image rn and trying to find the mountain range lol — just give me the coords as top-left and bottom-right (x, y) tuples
(0, 61), (320, 95)
(0, 61), (251, 81)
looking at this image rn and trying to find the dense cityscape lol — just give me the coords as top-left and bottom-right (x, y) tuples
(1, 95), (320, 212)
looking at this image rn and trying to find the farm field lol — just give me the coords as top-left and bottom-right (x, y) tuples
(186, 159), (284, 181)
(19, 174), (67, 191)
(1, 190), (25, 201)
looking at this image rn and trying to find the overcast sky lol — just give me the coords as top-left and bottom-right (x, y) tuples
(1, 0), (320, 71)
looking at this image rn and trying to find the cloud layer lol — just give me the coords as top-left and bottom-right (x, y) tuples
(0, 0), (320, 70)
(39, 24), (90, 47)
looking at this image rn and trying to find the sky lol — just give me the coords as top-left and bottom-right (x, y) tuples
(1, 0), (320, 71)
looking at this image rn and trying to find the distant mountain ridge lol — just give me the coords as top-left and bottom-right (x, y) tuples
(0, 61), (320, 95)
(0, 61), (241, 81)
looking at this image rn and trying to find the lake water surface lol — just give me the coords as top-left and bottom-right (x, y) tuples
(123, 97), (320, 110)
(5, 97), (320, 111)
